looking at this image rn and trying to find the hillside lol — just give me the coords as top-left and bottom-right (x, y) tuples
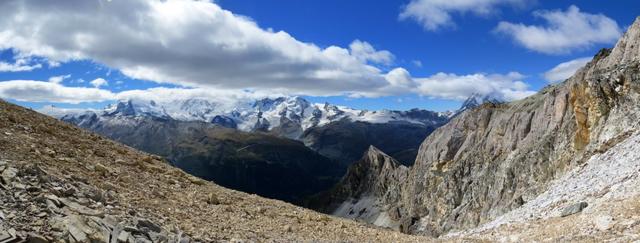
(61, 113), (344, 204)
(0, 99), (428, 242)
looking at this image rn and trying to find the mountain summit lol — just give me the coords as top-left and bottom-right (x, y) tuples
(47, 96), (450, 140)
(457, 93), (504, 114)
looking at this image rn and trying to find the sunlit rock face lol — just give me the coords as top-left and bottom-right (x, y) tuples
(316, 17), (640, 237)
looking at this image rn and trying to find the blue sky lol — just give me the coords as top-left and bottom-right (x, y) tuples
(0, 0), (638, 111)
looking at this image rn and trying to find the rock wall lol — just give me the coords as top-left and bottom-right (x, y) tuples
(318, 17), (640, 237)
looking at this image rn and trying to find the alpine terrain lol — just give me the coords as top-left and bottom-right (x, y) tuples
(46, 96), (450, 203)
(1, 0), (638, 242)
(312, 16), (640, 241)
(0, 99), (429, 242)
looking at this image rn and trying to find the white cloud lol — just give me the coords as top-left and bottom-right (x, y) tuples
(412, 60), (423, 67)
(0, 80), (115, 104)
(0, 70), (535, 107)
(0, 58), (43, 72)
(356, 69), (535, 101)
(0, 0), (537, 103)
(349, 40), (394, 65)
(495, 5), (622, 54)
(400, 0), (531, 31)
(414, 71), (535, 101)
(90, 78), (108, 88)
(543, 57), (591, 83)
(0, 0), (397, 97)
(48, 74), (71, 84)
(0, 80), (282, 109)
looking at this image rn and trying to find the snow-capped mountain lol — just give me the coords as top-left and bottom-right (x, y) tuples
(456, 93), (505, 114)
(44, 96), (453, 140)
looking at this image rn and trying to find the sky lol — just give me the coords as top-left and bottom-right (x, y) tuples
(0, 0), (638, 112)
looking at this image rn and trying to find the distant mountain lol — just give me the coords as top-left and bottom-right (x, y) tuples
(301, 116), (445, 166)
(46, 96), (452, 166)
(456, 93), (505, 114)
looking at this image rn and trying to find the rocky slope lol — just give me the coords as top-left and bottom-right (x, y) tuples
(306, 146), (409, 230)
(316, 16), (640, 239)
(61, 113), (344, 204)
(448, 130), (640, 241)
(0, 99), (430, 242)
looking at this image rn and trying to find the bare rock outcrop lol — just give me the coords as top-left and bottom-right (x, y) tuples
(316, 16), (640, 238)
(307, 146), (408, 230)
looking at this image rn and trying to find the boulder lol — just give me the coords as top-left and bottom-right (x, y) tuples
(561, 202), (589, 217)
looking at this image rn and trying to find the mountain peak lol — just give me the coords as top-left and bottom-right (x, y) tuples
(104, 99), (170, 119)
(457, 93), (504, 113)
(363, 145), (403, 170)
(599, 16), (640, 68)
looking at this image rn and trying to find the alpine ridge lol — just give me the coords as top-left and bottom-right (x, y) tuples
(51, 96), (450, 166)
(47, 96), (451, 141)
(314, 17), (640, 240)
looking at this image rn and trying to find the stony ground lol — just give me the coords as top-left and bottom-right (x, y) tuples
(0, 100), (431, 242)
(447, 131), (640, 242)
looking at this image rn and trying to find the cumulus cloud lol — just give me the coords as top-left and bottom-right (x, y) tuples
(414, 72), (535, 101)
(400, 0), (532, 31)
(495, 5), (622, 54)
(543, 57), (591, 83)
(357, 70), (535, 101)
(0, 0), (397, 96)
(0, 58), (42, 72)
(48, 74), (71, 84)
(0, 80), (115, 104)
(0, 0), (537, 104)
(90, 78), (108, 88)
(0, 79), (282, 109)
(349, 40), (394, 65)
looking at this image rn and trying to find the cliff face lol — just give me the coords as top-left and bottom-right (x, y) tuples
(318, 17), (640, 237)
(407, 17), (640, 236)
(306, 146), (409, 230)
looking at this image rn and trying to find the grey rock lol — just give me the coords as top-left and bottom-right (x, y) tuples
(308, 146), (408, 230)
(1, 167), (18, 184)
(58, 198), (104, 217)
(26, 233), (48, 243)
(319, 17), (640, 236)
(561, 202), (589, 217)
(116, 230), (130, 243)
(0, 228), (16, 242)
(178, 236), (191, 243)
(136, 218), (162, 233)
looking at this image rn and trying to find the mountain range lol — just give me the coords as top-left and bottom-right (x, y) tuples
(42, 96), (469, 203)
